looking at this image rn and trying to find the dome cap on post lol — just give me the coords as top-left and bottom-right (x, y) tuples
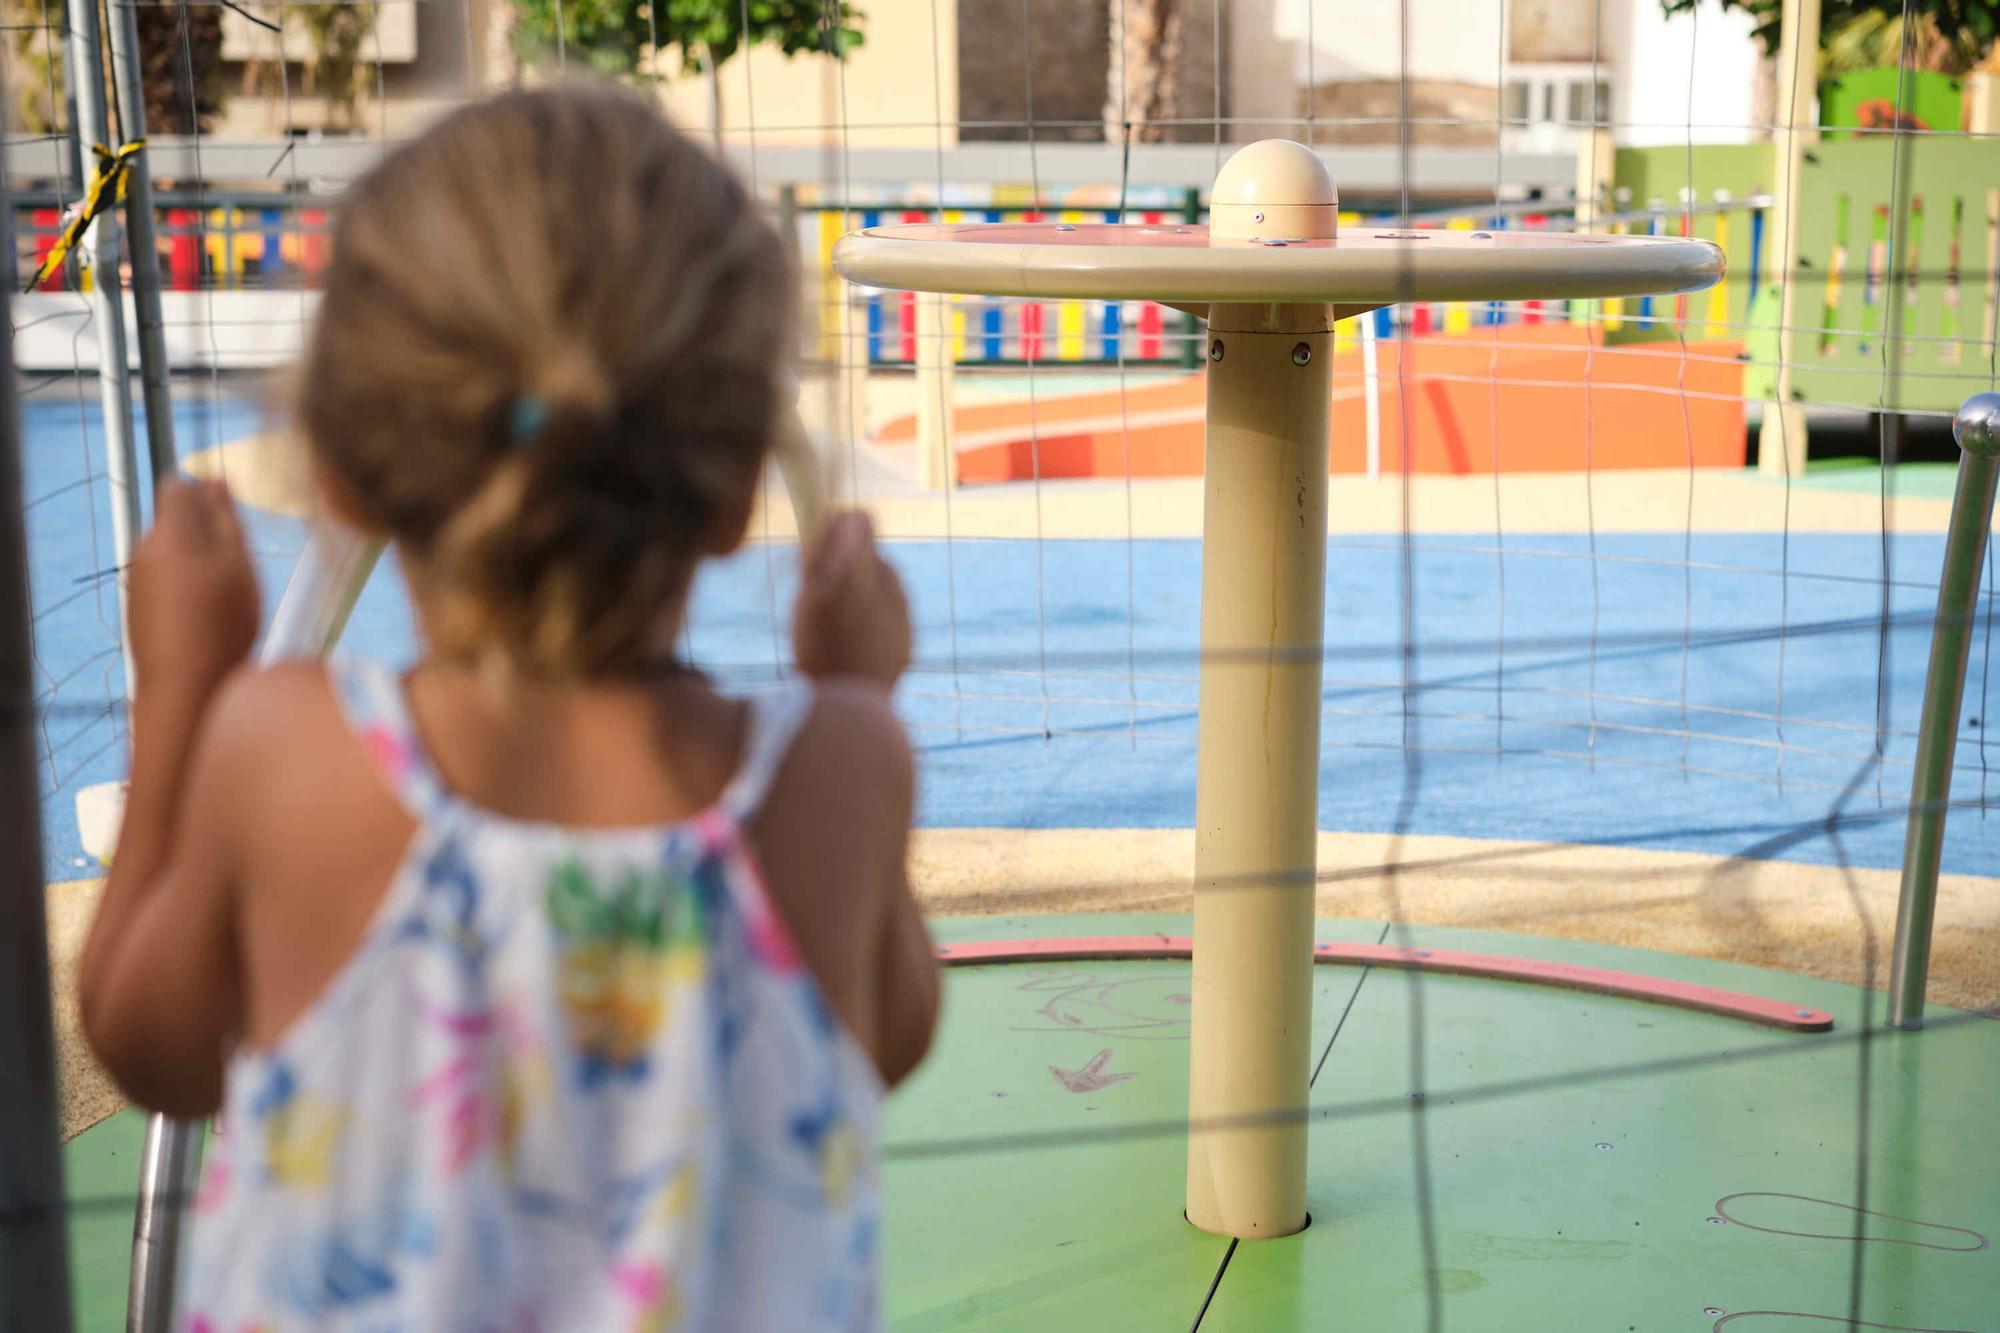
(1209, 140), (1339, 242)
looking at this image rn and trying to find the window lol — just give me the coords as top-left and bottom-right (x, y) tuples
(1566, 80), (1612, 126)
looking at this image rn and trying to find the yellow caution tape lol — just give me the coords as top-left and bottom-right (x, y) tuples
(25, 139), (145, 293)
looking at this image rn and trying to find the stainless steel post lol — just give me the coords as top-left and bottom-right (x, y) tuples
(70, 4), (193, 1319)
(63, 0), (140, 703)
(125, 1114), (202, 1331)
(1888, 392), (2000, 1030)
(104, 0), (177, 484)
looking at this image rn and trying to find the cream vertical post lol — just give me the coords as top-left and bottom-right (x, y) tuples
(1573, 128), (1617, 229)
(1966, 71), (1997, 137)
(1757, 0), (1822, 477)
(1186, 141), (1337, 1239)
(915, 292), (957, 489)
(835, 286), (870, 498)
(1573, 127), (1617, 330)
(1360, 316), (1382, 482)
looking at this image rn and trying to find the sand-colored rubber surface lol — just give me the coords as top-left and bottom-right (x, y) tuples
(50, 829), (2000, 1140)
(909, 832), (2000, 1015)
(191, 420), (1956, 542)
(45, 877), (124, 1143)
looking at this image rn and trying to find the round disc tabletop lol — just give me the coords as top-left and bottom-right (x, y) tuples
(832, 222), (1724, 305)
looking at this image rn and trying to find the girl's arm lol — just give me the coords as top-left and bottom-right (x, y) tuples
(792, 510), (939, 1086)
(872, 779), (938, 1089)
(78, 481), (260, 1118)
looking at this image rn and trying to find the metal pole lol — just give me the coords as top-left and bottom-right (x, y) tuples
(125, 1115), (202, 1331)
(67, 0), (195, 1316)
(63, 0), (140, 704)
(1186, 141), (1336, 1239)
(1, 146), (77, 1333)
(124, 516), (381, 1332)
(104, 0), (177, 485)
(1888, 392), (2000, 1030)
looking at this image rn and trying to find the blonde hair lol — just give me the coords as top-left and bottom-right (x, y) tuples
(300, 83), (794, 678)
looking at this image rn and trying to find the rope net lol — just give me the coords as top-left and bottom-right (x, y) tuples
(9, 0), (2000, 1327)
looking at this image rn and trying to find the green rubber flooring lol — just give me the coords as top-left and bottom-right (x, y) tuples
(61, 915), (2000, 1330)
(1781, 459), (1963, 499)
(888, 915), (2000, 1331)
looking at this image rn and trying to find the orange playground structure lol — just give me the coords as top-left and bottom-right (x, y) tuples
(878, 326), (1747, 482)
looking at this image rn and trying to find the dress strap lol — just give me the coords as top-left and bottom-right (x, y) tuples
(328, 657), (448, 819)
(719, 680), (815, 824)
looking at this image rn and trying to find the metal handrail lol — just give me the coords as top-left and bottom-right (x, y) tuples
(1889, 391), (2000, 1030)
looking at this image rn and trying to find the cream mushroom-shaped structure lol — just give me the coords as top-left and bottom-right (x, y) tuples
(832, 139), (1724, 1241)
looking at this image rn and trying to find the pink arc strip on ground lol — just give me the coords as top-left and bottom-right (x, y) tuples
(933, 935), (1835, 1032)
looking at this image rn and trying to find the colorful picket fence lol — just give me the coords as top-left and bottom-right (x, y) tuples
(814, 201), (1614, 370)
(16, 197), (333, 293)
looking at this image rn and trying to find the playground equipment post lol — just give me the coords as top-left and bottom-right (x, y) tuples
(1891, 394), (2000, 1029)
(1757, 0), (1823, 477)
(1186, 143), (1336, 1239)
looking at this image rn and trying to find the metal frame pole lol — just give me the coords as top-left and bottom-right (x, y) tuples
(98, 7), (204, 1317)
(64, 1), (198, 1317)
(1186, 141), (1337, 1239)
(1889, 393), (2000, 1030)
(63, 0), (140, 703)
(104, 0), (177, 483)
(1, 148), (77, 1333)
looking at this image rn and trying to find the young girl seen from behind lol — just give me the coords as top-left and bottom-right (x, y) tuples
(79, 84), (937, 1331)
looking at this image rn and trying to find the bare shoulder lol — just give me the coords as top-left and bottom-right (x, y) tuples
(204, 658), (340, 729)
(750, 682), (917, 1064)
(195, 661), (405, 866)
(203, 661), (417, 1047)
(752, 682), (913, 908)
(184, 661), (342, 784)
(783, 681), (913, 811)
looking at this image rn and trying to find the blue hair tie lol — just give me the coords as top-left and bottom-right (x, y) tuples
(508, 393), (548, 446)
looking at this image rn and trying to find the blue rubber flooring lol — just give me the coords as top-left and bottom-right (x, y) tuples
(22, 390), (2000, 881)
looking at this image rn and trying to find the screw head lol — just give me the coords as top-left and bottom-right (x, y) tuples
(1253, 211), (1265, 223)
(1291, 342), (1312, 366)
(1054, 223), (1077, 232)
(1594, 1142), (1613, 1151)
(1209, 339), (1224, 362)
(1955, 392), (2000, 459)
(1470, 231), (1493, 239)
(1705, 1308), (1725, 1317)
(1706, 1215), (1726, 1225)
(1796, 1009), (1815, 1019)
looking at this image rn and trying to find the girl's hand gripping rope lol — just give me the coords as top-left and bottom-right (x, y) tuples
(129, 478), (261, 702)
(793, 510), (910, 689)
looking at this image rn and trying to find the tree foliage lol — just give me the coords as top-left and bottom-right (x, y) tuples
(136, 4), (227, 134)
(3, 0), (223, 136)
(508, 0), (863, 79)
(1104, 0), (1185, 144)
(1661, 0), (1998, 75)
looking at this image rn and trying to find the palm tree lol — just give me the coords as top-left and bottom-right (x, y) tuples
(1104, 0), (1184, 144)
(3, 0), (220, 136)
(1822, 10), (1991, 77)
(136, 1), (225, 134)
